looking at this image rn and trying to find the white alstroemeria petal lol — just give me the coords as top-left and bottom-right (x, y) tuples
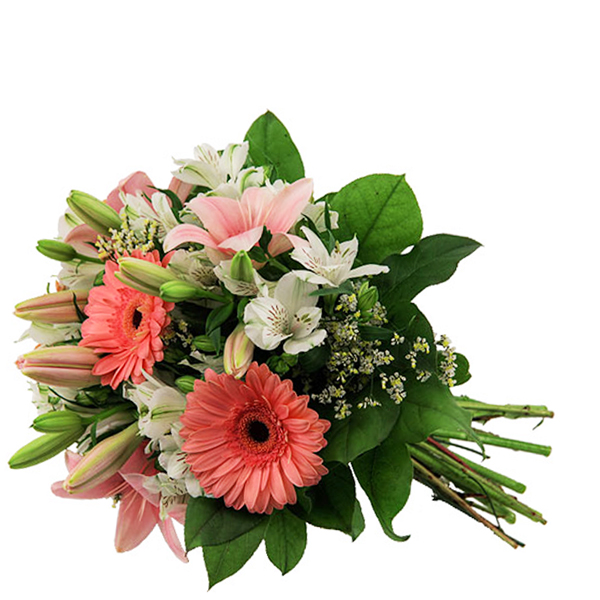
(151, 192), (179, 233)
(244, 297), (292, 350)
(122, 192), (155, 221)
(274, 272), (318, 314)
(283, 328), (327, 354)
(236, 166), (266, 191)
(290, 306), (322, 339)
(291, 269), (335, 287)
(346, 264), (390, 279)
(221, 142), (248, 179)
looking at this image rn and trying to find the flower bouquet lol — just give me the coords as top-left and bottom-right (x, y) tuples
(10, 111), (553, 587)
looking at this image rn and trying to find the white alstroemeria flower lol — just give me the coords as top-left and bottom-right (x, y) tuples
(125, 375), (186, 443)
(214, 259), (273, 297)
(301, 200), (339, 232)
(121, 191), (179, 239)
(172, 142), (266, 198)
(158, 425), (203, 498)
(244, 272), (327, 354)
(19, 321), (82, 346)
(167, 249), (218, 289)
(291, 226), (389, 288)
(178, 350), (224, 375)
(58, 261), (103, 290)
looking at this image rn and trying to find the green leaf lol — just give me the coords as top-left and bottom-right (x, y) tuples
(245, 111), (305, 183)
(184, 496), (267, 550)
(294, 463), (364, 540)
(377, 234), (482, 303)
(205, 302), (234, 336)
(202, 519), (268, 589)
(297, 343), (330, 373)
(396, 377), (474, 444)
(265, 509), (307, 575)
(321, 390), (401, 464)
(353, 433), (412, 542)
(452, 352), (471, 386)
(330, 174), (423, 264)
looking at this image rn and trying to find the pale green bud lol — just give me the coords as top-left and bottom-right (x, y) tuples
(230, 250), (254, 283)
(357, 282), (379, 314)
(175, 375), (196, 394)
(36, 239), (78, 262)
(159, 280), (203, 302)
(192, 335), (217, 353)
(9, 429), (84, 469)
(67, 190), (122, 236)
(115, 257), (178, 296)
(33, 410), (84, 433)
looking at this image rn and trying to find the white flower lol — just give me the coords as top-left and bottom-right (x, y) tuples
(290, 226), (389, 287)
(19, 321), (82, 346)
(167, 249), (218, 288)
(58, 261), (103, 290)
(213, 259), (273, 297)
(172, 142), (266, 198)
(244, 272), (327, 354)
(301, 200), (339, 232)
(121, 191), (179, 239)
(125, 375), (186, 444)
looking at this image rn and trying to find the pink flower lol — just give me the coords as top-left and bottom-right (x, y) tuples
(163, 178), (313, 264)
(52, 445), (187, 561)
(79, 250), (174, 389)
(180, 363), (330, 514)
(106, 171), (157, 213)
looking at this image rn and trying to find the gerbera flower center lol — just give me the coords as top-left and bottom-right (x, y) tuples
(226, 399), (287, 466)
(132, 308), (144, 329)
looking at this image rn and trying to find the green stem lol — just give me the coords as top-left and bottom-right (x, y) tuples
(74, 253), (104, 265)
(411, 458), (523, 549)
(267, 258), (290, 273)
(81, 404), (136, 426)
(457, 398), (555, 420)
(456, 453), (527, 494)
(432, 428), (553, 457)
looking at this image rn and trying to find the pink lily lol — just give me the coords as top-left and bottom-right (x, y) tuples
(106, 171), (157, 213)
(52, 445), (188, 561)
(163, 178), (313, 264)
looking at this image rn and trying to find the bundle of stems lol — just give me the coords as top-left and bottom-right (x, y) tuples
(408, 398), (554, 548)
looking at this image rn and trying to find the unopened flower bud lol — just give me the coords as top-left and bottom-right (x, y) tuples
(15, 289), (88, 324)
(67, 190), (122, 237)
(357, 282), (379, 314)
(230, 250), (254, 283)
(175, 375), (196, 394)
(17, 346), (101, 388)
(115, 257), (178, 296)
(192, 335), (216, 353)
(9, 429), (84, 469)
(36, 239), (78, 262)
(224, 324), (255, 379)
(63, 422), (140, 494)
(33, 410), (84, 433)
(159, 279), (203, 302)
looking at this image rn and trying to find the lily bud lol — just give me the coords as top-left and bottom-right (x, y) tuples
(192, 335), (217, 353)
(15, 289), (88, 324)
(230, 250), (254, 283)
(9, 429), (84, 469)
(36, 239), (78, 262)
(175, 375), (196, 394)
(357, 281), (379, 316)
(33, 410), (84, 433)
(63, 422), (140, 494)
(115, 257), (178, 296)
(67, 190), (122, 237)
(17, 346), (101, 388)
(223, 324), (255, 379)
(159, 279), (203, 302)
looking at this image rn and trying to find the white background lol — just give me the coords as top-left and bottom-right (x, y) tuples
(1, 1), (598, 598)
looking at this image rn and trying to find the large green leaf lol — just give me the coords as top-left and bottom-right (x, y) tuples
(377, 234), (481, 303)
(244, 111), (305, 183)
(321, 388), (401, 464)
(265, 508), (307, 575)
(185, 496), (267, 550)
(396, 376), (474, 444)
(330, 174), (423, 264)
(293, 463), (364, 540)
(202, 520), (268, 589)
(353, 434), (412, 542)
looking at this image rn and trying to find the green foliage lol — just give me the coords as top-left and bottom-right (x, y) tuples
(377, 234), (481, 303)
(330, 174), (423, 264)
(395, 376), (475, 444)
(452, 352), (471, 385)
(293, 463), (365, 540)
(184, 496), (268, 550)
(202, 519), (269, 589)
(265, 509), (307, 575)
(353, 432), (412, 542)
(321, 387), (401, 464)
(245, 111), (305, 183)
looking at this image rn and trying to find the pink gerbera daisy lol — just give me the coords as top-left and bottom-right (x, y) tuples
(180, 363), (330, 514)
(79, 250), (174, 389)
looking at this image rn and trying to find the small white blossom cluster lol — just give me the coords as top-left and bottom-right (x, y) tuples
(406, 336), (432, 382)
(436, 334), (458, 387)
